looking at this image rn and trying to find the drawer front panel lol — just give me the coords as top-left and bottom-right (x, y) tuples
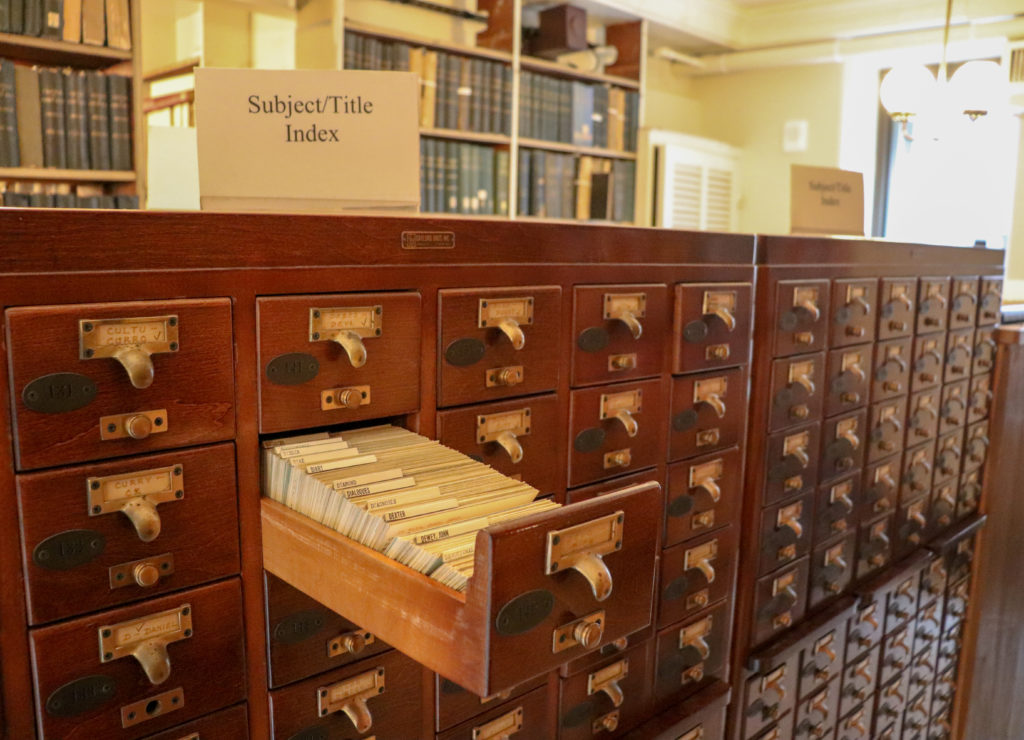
(257, 293), (422, 433)
(948, 277), (979, 330)
(831, 279), (877, 347)
(567, 468), (659, 505)
(652, 600), (732, 707)
(439, 685), (553, 740)
(569, 379), (664, 488)
(664, 448), (741, 548)
(943, 329), (973, 384)
(872, 338), (913, 402)
(798, 621), (848, 700)
(963, 421), (990, 473)
(973, 328), (996, 374)
(977, 277), (1002, 326)
(436, 673), (548, 734)
(913, 601), (943, 657)
(758, 492), (814, 576)
(868, 397), (908, 464)
(572, 284), (668, 386)
(862, 456), (901, 520)
(911, 334), (946, 393)
(8, 299), (235, 471)
(939, 381), (968, 433)
(769, 353), (825, 433)
(269, 649), (423, 740)
(880, 622), (915, 687)
(845, 603), (884, 662)
(752, 557), (810, 647)
(794, 677), (839, 740)
(905, 389), (941, 447)
(856, 514), (894, 579)
(658, 526), (738, 628)
(266, 572), (390, 689)
(437, 394), (561, 495)
(873, 672), (910, 734)
(815, 475), (859, 546)
(673, 282), (752, 372)
(820, 408), (867, 484)
(932, 430), (963, 487)
(668, 367), (746, 461)
(808, 532), (856, 610)
(894, 496), (930, 558)
(774, 280), (829, 356)
(742, 655), (800, 739)
(839, 645), (879, 719)
(901, 442), (936, 503)
(438, 286), (561, 407)
(764, 422), (822, 506)
(968, 374), (993, 423)
(558, 640), (652, 740)
(957, 469), (982, 520)
(931, 480), (958, 536)
(878, 278), (917, 341)
(30, 579), (245, 740)
(19, 444), (240, 626)
(825, 346), (871, 418)
(140, 704), (249, 740)
(916, 278), (951, 335)
(836, 701), (874, 740)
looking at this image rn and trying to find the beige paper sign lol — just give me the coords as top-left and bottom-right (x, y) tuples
(790, 165), (865, 236)
(195, 68), (419, 213)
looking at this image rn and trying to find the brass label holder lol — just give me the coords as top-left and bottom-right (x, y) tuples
(478, 297), (533, 350)
(836, 418), (860, 450)
(100, 409), (168, 442)
(788, 360), (816, 395)
(587, 658), (629, 707)
(328, 629), (375, 658)
(783, 432), (810, 468)
(793, 286), (821, 320)
(777, 502), (803, 539)
(703, 290), (737, 331)
(477, 408), (530, 464)
(694, 377), (728, 418)
(120, 686), (184, 728)
(603, 292), (646, 339)
(87, 464), (183, 543)
(679, 615), (713, 659)
(685, 540), (718, 583)
(679, 727), (705, 740)
(309, 306), (382, 368)
(318, 666), (386, 733)
(109, 553), (175, 590)
(473, 706), (524, 740)
(689, 458), (723, 502)
(321, 385), (371, 411)
(79, 315), (179, 390)
(600, 388), (642, 437)
(99, 603), (193, 686)
(546, 511), (623, 601)
(552, 610), (605, 653)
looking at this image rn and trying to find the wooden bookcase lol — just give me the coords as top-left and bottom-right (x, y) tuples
(0, 0), (145, 205)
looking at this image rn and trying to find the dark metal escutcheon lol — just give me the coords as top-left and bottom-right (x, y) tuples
(683, 320), (709, 343)
(22, 373), (97, 414)
(667, 494), (695, 518)
(574, 427), (606, 453)
(287, 728), (329, 740)
(663, 575), (689, 602)
(272, 609), (326, 645)
(562, 700), (596, 728)
(577, 327), (610, 353)
(33, 529), (105, 570)
(495, 589), (554, 636)
(266, 353), (320, 386)
(445, 337), (487, 366)
(778, 310), (800, 332)
(46, 675), (117, 717)
(672, 409), (699, 432)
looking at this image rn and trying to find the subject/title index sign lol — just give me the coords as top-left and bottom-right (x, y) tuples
(790, 164), (865, 236)
(195, 68), (419, 213)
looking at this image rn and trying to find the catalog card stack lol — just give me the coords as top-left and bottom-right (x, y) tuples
(262, 425), (559, 591)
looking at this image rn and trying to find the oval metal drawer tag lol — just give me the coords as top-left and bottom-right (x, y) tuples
(445, 338), (486, 367)
(266, 353), (320, 386)
(577, 327), (610, 353)
(45, 675), (117, 717)
(33, 529), (105, 570)
(495, 589), (554, 636)
(22, 373), (98, 413)
(273, 609), (327, 645)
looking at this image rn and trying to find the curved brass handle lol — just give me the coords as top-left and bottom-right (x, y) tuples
(496, 319), (526, 350)
(923, 349), (943, 365)
(698, 393), (727, 419)
(687, 634), (711, 660)
(817, 642), (837, 664)
(847, 715), (868, 734)
(614, 409), (639, 437)
(779, 513), (803, 539)
(846, 362), (866, 383)
(838, 427), (860, 450)
(916, 405), (938, 422)
(121, 498), (162, 542)
(112, 346), (156, 389)
(931, 291), (948, 308)
(694, 476), (721, 502)
(797, 299), (821, 321)
(882, 416), (902, 433)
(886, 355), (908, 374)
(763, 674), (787, 701)
(688, 556), (716, 584)
(788, 446), (810, 468)
(613, 311), (643, 340)
(329, 330), (368, 368)
(853, 662), (872, 685)
(495, 430), (524, 464)
(342, 697), (374, 734)
(792, 373), (816, 396)
(571, 553), (614, 601)
(709, 306), (737, 331)
(598, 679), (625, 708)
(133, 639), (172, 685)
(834, 490), (854, 513)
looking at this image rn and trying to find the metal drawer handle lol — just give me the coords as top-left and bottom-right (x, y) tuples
(708, 305), (736, 331)
(614, 409), (639, 437)
(611, 310), (643, 340)
(330, 330), (368, 368)
(497, 319), (526, 350)
(496, 430), (524, 464)
(797, 299), (821, 322)
(693, 474), (721, 503)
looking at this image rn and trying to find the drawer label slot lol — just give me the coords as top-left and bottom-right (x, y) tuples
(473, 706), (524, 740)
(546, 512), (623, 601)
(88, 464), (183, 543)
(309, 306), (382, 368)
(99, 603), (193, 686)
(80, 315), (179, 389)
(318, 667), (386, 733)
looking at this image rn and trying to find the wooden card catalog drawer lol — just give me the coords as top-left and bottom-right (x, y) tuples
(835, 701), (874, 740)
(872, 337), (913, 402)
(912, 334), (946, 393)
(963, 421), (990, 473)
(673, 282), (752, 373)
(435, 672), (548, 733)
(968, 373), (993, 422)
(920, 557), (949, 607)
(567, 469), (659, 505)
(879, 622), (915, 687)
(873, 672), (910, 734)
(769, 354), (825, 433)
(939, 381), (968, 433)
(831, 279), (877, 347)
(868, 397), (908, 464)
(856, 514), (894, 579)
(903, 689), (933, 738)
(913, 601), (943, 657)
(751, 557), (810, 647)
(572, 284), (668, 386)
(664, 448), (741, 548)
(815, 475), (858, 545)
(930, 480), (957, 536)
(809, 532), (856, 610)
(937, 624), (963, 675)
(257, 292), (421, 433)
(957, 470), (982, 520)
(18, 444), (240, 626)
(943, 579), (971, 634)
(30, 579), (245, 739)
(669, 367), (746, 461)
(262, 482), (661, 697)
(758, 493), (814, 576)
(948, 277), (979, 330)
(862, 456), (900, 520)
(838, 645), (879, 720)
(622, 680), (730, 740)
(437, 394), (561, 496)
(652, 600), (732, 709)
(820, 409), (867, 484)
(763, 422), (822, 506)
(845, 601), (884, 663)
(658, 526), (738, 629)
(742, 654), (800, 739)
(825, 346), (870, 418)
(140, 704), (249, 740)
(774, 280), (829, 357)
(558, 639), (653, 740)
(265, 572), (390, 689)
(901, 442), (936, 502)
(917, 278), (951, 335)
(569, 379), (664, 488)
(878, 278), (917, 341)
(7, 299), (235, 471)
(973, 327), (996, 374)
(906, 389), (941, 446)
(943, 329), (974, 384)
(977, 276), (1002, 326)
(440, 684), (554, 740)
(933, 430), (964, 487)
(438, 286), (561, 408)
(269, 649), (423, 740)
(793, 677), (839, 739)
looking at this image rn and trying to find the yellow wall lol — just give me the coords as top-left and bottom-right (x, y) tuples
(643, 56), (702, 135)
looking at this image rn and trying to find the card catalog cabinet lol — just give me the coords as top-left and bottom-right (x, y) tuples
(0, 212), (1002, 740)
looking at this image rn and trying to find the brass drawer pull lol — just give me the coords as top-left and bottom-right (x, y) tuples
(318, 667), (385, 733)
(80, 315), (179, 390)
(588, 658), (628, 707)
(88, 464), (184, 543)
(310, 306), (383, 368)
(604, 293), (646, 340)
(474, 706), (524, 740)
(99, 604), (193, 685)
(546, 512), (623, 601)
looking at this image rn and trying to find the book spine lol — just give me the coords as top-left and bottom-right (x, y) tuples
(531, 149), (546, 217)
(495, 148), (509, 217)
(10, 0), (22, 33)
(502, 64), (512, 136)
(444, 140), (458, 213)
(14, 65), (42, 167)
(115, 193), (138, 209)
(456, 57), (470, 131)
(343, 31), (356, 69)
(434, 52), (447, 129)
(39, 67), (61, 167)
(86, 69), (110, 170)
(517, 147), (530, 216)
(63, 69), (89, 169)
(107, 73), (131, 170)
(458, 142), (471, 214)
(0, 59), (18, 167)
(42, 0), (61, 38)
(23, 0), (42, 35)
(0, 0), (10, 33)
(468, 58), (481, 133)
(419, 137), (426, 212)
(482, 145), (493, 214)
(518, 71), (530, 140)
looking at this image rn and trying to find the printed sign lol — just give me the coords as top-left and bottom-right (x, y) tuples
(790, 164), (865, 236)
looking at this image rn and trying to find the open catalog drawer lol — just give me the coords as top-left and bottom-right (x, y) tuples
(261, 481), (661, 697)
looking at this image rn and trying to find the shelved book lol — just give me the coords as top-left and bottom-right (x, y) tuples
(517, 148), (635, 222)
(262, 425), (559, 592)
(0, 0), (131, 49)
(0, 58), (132, 170)
(420, 137), (509, 215)
(0, 180), (137, 207)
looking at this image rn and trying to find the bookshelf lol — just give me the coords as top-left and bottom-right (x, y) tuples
(0, 0), (144, 208)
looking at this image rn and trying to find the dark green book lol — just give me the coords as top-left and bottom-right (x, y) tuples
(517, 71), (531, 139)
(517, 147), (530, 216)
(41, 0), (61, 38)
(115, 193), (138, 208)
(85, 70), (110, 169)
(0, 59), (18, 167)
(107, 73), (131, 170)
(39, 67), (67, 167)
(444, 140), (458, 213)
(561, 153), (573, 219)
(495, 148), (509, 216)
(480, 145), (493, 214)
(0, 0), (10, 33)
(468, 58), (482, 132)
(63, 69), (89, 170)
(457, 141), (472, 214)
(530, 149), (546, 217)
(10, 0), (23, 33)
(23, 0), (41, 35)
